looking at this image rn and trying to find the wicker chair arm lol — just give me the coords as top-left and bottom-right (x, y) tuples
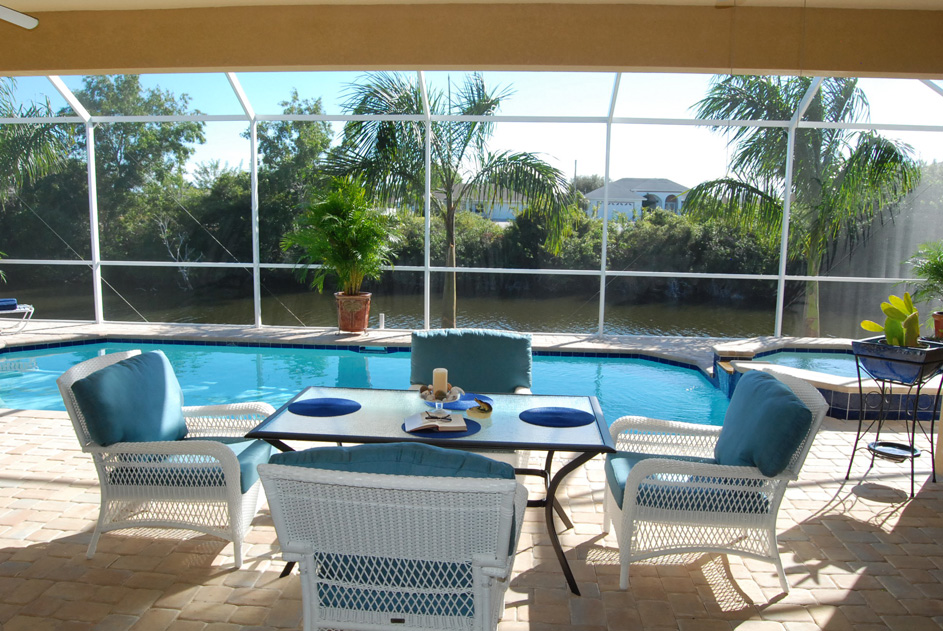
(609, 416), (721, 458)
(622, 457), (788, 491)
(86, 438), (239, 459)
(183, 402), (276, 436)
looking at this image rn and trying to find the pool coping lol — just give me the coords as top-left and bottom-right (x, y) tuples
(0, 319), (725, 373)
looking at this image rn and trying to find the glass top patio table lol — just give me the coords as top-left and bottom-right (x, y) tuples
(247, 386), (615, 595)
(246, 386), (614, 453)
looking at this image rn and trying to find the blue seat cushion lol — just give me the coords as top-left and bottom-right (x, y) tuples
(714, 371), (813, 477)
(605, 452), (769, 513)
(270, 442), (516, 480)
(409, 329), (532, 393)
(0, 298), (17, 311)
(109, 437), (274, 494)
(71, 351), (187, 446)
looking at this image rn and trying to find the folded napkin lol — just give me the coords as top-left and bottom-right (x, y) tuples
(288, 398), (362, 417)
(425, 392), (493, 411)
(0, 299), (18, 311)
(519, 406), (595, 428)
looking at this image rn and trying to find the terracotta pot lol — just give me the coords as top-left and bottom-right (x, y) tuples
(934, 311), (943, 340)
(334, 292), (371, 333)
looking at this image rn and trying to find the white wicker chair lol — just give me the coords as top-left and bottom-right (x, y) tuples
(57, 350), (275, 567)
(602, 369), (828, 594)
(259, 458), (527, 631)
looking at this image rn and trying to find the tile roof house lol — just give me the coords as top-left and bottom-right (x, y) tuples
(584, 177), (689, 220)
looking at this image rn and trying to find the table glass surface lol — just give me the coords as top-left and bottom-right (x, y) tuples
(248, 387), (614, 453)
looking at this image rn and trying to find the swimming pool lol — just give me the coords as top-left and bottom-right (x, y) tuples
(755, 350), (859, 378)
(0, 341), (730, 426)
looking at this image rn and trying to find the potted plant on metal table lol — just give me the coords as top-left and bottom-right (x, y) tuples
(856, 292), (943, 385)
(849, 292), (943, 495)
(281, 176), (398, 333)
(909, 239), (943, 341)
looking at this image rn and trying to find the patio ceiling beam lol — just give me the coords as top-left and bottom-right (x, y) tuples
(3, 5), (942, 78)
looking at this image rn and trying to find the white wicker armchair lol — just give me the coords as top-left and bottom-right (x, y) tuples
(259, 457), (527, 631)
(57, 350), (275, 567)
(602, 369), (828, 594)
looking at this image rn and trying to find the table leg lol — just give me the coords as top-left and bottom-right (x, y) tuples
(545, 451), (598, 596)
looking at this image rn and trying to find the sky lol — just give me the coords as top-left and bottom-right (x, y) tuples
(6, 71), (943, 190)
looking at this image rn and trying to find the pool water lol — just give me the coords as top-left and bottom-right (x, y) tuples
(0, 342), (730, 426)
(758, 351), (858, 378)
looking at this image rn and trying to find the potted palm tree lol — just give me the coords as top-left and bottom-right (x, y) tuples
(909, 240), (943, 340)
(281, 176), (398, 333)
(856, 292), (943, 385)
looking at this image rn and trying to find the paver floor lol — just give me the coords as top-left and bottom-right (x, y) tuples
(1, 406), (942, 630)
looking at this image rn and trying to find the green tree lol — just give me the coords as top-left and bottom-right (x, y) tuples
(328, 72), (572, 327)
(253, 89), (333, 261)
(64, 75), (205, 258)
(0, 78), (71, 279)
(684, 76), (920, 335)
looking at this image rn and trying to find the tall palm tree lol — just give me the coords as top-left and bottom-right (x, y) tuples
(0, 78), (70, 280)
(683, 76), (920, 335)
(328, 72), (571, 327)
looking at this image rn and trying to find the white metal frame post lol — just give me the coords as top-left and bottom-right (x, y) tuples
(48, 76), (102, 323)
(774, 77), (822, 337)
(597, 74), (621, 336)
(227, 73), (262, 328)
(418, 71), (433, 330)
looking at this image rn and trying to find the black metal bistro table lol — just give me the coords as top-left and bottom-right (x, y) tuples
(247, 386), (615, 595)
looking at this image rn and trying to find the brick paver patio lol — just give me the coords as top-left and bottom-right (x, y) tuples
(1, 406), (942, 630)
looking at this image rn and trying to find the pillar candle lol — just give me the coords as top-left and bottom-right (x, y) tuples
(432, 367), (448, 393)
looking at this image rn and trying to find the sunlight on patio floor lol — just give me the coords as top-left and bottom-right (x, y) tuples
(1, 407), (942, 630)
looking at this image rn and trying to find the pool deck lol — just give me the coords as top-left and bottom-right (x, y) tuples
(5, 321), (943, 630)
(0, 319), (858, 374)
(2, 408), (942, 631)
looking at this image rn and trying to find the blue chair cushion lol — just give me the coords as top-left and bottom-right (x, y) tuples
(71, 351), (187, 446)
(605, 451), (769, 513)
(270, 442), (516, 480)
(109, 437), (274, 494)
(0, 298), (17, 311)
(714, 370), (813, 477)
(409, 329), (532, 393)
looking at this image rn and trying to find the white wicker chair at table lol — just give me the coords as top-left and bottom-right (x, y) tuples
(258, 448), (528, 631)
(602, 368), (828, 594)
(57, 350), (276, 568)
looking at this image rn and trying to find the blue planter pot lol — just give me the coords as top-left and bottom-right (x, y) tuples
(851, 335), (943, 385)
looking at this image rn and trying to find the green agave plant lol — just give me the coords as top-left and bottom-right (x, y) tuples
(860, 292), (921, 347)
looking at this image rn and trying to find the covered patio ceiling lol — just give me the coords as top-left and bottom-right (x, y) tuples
(1, 0), (942, 78)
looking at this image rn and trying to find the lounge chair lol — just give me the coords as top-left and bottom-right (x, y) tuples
(603, 368), (828, 594)
(57, 349), (276, 567)
(0, 299), (34, 334)
(259, 443), (527, 631)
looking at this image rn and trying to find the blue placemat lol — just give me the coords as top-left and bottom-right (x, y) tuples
(401, 419), (482, 439)
(519, 406), (595, 428)
(424, 393), (494, 411)
(288, 398), (362, 417)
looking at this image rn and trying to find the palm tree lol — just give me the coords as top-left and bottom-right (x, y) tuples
(683, 76), (920, 335)
(328, 72), (571, 328)
(0, 78), (70, 280)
